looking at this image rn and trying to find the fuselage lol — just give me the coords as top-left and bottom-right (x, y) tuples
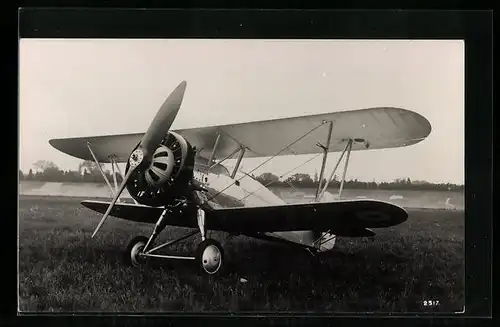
(192, 163), (337, 251)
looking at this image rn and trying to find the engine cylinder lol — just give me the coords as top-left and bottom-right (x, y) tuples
(144, 145), (175, 187)
(125, 132), (195, 207)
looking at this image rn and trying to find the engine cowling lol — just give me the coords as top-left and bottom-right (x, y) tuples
(125, 131), (195, 207)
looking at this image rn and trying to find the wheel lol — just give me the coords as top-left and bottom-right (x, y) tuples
(124, 236), (148, 267)
(195, 239), (224, 275)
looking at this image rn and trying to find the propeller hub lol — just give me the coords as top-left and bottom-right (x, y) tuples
(129, 148), (145, 167)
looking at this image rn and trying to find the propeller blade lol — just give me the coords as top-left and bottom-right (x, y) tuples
(91, 166), (136, 238)
(140, 81), (187, 154)
(92, 81), (187, 238)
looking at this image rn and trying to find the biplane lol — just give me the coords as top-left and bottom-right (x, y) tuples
(49, 81), (432, 275)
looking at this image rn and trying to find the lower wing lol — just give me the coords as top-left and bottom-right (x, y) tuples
(81, 199), (407, 234)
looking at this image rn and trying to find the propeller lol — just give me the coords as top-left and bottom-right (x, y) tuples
(91, 81), (187, 238)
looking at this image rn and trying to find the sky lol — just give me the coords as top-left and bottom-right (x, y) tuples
(19, 39), (464, 184)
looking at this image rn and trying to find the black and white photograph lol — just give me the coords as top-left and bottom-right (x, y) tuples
(18, 38), (464, 313)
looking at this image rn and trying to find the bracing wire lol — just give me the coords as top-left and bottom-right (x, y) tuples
(200, 122), (328, 206)
(238, 152), (322, 203)
(236, 138), (346, 204)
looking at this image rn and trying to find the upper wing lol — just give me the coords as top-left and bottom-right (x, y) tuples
(177, 107), (431, 159)
(49, 133), (144, 163)
(49, 107), (431, 163)
(81, 199), (408, 233)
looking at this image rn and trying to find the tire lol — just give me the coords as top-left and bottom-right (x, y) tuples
(195, 239), (224, 275)
(124, 236), (148, 267)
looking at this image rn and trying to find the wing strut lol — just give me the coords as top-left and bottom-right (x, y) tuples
(85, 144), (130, 204)
(86, 142), (115, 198)
(338, 139), (353, 199)
(317, 138), (353, 201)
(113, 157), (124, 179)
(206, 133), (221, 173)
(110, 157), (119, 192)
(312, 138), (353, 250)
(110, 156), (132, 203)
(315, 121), (334, 201)
(230, 147), (246, 179)
(209, 146), (242, 171)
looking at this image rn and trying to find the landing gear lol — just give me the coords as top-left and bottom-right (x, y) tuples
(122, 194), (225, 275)
(123, 233), (225, 275)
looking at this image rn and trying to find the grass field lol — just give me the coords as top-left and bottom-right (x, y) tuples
(18, 195), (464, 313)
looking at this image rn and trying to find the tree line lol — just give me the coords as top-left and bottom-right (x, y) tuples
(19, 160), (464, 192)
(251, 172), (464, 192)
(20, 160), (124, 184)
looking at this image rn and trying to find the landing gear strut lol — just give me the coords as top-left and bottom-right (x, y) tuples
(194, 204), (224, 274)
(123, 192), (225, 275)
